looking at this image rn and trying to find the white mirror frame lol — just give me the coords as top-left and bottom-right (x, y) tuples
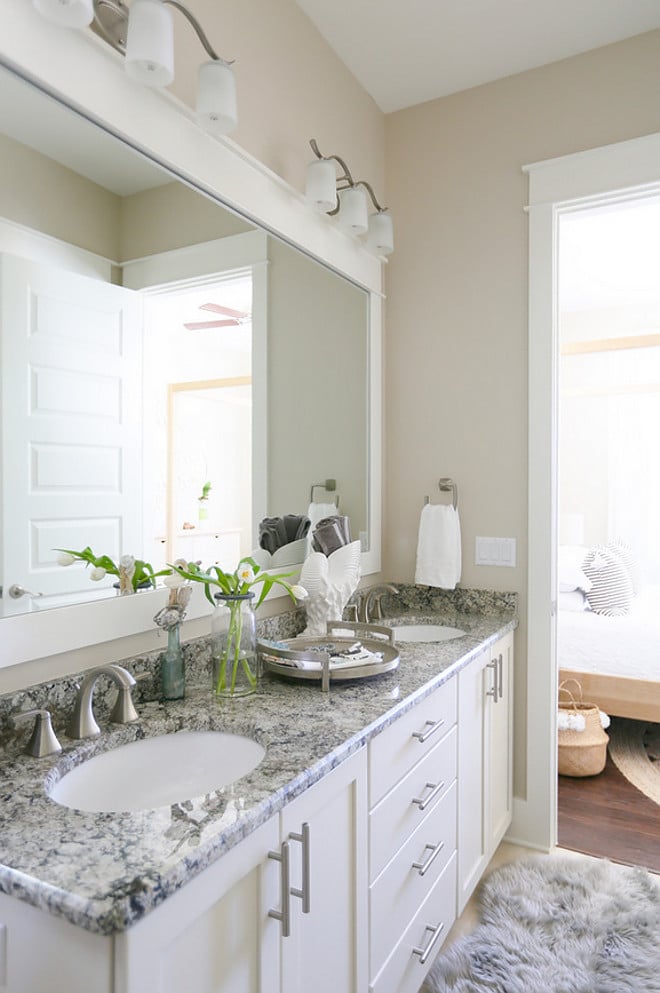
(0, 0), (383, 674)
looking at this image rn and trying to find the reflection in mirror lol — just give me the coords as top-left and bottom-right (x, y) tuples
(0, 65), (369, 616)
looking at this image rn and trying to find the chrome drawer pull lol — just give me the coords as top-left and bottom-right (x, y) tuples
(411, 840), (445, 877)
(412, 921), (445, 965)
(412, 718), (445, 743)
(289, 821), (311, 913)
(497, 652), (504, 701)
(412, 780), (445, 811)
(268, 840), (291, 937)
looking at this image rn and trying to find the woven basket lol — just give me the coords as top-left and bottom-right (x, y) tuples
(558, 679), (609, 777)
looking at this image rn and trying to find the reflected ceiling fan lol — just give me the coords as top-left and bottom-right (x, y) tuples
(184, 302), (251, 331)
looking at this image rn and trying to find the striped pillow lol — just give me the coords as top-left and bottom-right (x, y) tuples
(606, 538), (638, 594)
(582, 546), (633, 617)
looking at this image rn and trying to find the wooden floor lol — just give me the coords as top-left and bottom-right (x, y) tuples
(558, 746), (660, 874)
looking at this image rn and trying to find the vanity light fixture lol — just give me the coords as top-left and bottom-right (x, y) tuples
(32, 0), (238, 135)
(305, 138), (394, 255)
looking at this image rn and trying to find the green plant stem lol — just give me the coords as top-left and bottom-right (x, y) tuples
(216, 599), (256, 695)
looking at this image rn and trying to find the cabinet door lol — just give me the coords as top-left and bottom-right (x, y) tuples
(279, 748), (368, 993)
(456, 648), (489, 914)
(487, 632), (514, 851)
(0, 892), (113, 993)
(116, 816), (281, 993)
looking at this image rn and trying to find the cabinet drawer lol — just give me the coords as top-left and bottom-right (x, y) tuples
(369, 725), (457, 882)
(370, 851), (456, 993)
(369, 678), (457, 807)
(369, 780), (456, 977)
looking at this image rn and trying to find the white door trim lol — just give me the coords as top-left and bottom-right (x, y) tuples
(519, 130), (660, 848)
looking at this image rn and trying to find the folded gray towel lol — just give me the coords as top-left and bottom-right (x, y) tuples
(283, 514), (311, 541)
(312, 515), (352, 556)
(259, 517), (288, 553)
(259, 514), (311, 553)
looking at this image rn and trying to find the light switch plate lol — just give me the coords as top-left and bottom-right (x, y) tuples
(475, 537), (516, 567)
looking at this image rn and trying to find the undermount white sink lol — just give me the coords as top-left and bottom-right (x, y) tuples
(391, 624), (466, 643)
(49, 730), (265, 813)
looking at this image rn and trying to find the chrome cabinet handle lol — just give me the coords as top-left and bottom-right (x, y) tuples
(412, 921), (445, 964)
(497, 653), (504, 701)
(289, 822), (311, 914)
(412, 780), (445, 811)
(411, 840), (445, 877)
(268, 840), (291, 937)
(486, 659), (498, 702)
(412, 718), (445, 743)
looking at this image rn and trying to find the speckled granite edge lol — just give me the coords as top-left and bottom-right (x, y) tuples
(0, 592), (517, 935)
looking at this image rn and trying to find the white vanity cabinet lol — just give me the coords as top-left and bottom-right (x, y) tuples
(121, 746), (368, 993)
(367, 678), (459, 993)
(457, 631), (514, 913)
(0, 748), (367, 993)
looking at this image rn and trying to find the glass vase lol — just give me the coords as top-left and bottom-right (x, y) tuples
(211, 592), (258, 698)
(161, 623), (185, 700)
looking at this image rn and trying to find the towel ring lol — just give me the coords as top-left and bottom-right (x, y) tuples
(310, 478), (339, 506)
(424, 477), (458, 510)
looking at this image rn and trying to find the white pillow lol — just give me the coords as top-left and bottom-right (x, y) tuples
(557, 545), (592, 593)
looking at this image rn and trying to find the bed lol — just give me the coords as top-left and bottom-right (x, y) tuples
(558, 586), (660, 722)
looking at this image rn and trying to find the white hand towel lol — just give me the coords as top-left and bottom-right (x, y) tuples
(307, 502), (339, 530)
(414, 504), (462, 589)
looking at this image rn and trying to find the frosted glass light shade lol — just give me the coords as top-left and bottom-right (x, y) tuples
(32, 0), (93, 28)
(305, 159), (337, 213)
(125, 0), (174, 88)
(338, 187), (368, 235)
(367, 211), (394, 255)
(197, 61), (238, 135)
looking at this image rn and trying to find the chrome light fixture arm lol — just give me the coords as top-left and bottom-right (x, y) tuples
(93, 0), (232, 65)
(308, 139), (389, 217)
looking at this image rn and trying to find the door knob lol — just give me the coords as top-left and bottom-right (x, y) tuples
(8, 584), (43, 599)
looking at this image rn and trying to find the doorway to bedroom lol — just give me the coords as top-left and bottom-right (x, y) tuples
(555, 196), (660, 872)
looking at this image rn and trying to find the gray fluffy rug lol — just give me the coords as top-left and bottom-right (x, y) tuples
(424, 856), (660, 993)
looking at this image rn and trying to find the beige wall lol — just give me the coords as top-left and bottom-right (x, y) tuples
(119, 182), (253, 261)
(168, 0), (386, 198)
(267, 238), (369, 536)
(384, 29), (660, 791)
(0, 133), (120, 259)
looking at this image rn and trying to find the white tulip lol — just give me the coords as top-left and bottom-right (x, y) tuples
(238, 564), (255, 585)
(291, 584), (308, 600)
(90, 566), (106, 581)
(163, 572), (183, 589)
(56, 551), (76, 567)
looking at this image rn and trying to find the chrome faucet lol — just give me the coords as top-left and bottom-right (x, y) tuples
(358, 584), (399, 624)
(68, 664), (138, 739)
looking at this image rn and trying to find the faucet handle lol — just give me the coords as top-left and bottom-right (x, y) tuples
(109, 685), (139, 725)
(13, 709), (62, 758)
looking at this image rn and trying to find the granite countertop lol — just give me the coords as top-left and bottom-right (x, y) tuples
(0, 602), (516, 937)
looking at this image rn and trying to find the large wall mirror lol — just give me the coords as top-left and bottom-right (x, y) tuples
(0, 65), (370, 623)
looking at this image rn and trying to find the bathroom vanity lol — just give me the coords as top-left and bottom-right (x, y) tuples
(0, 599), (515, 993)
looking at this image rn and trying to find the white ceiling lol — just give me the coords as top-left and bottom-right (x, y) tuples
(296, 0), (660, 113)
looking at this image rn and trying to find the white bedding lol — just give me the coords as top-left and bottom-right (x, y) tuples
(557, 585), (660, 682)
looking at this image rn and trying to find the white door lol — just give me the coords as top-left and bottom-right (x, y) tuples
(279, 749), (368, 993)
(456, 647), (488, 914)
(487, 632), (514, 850)
(0, 254), (142, 599)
